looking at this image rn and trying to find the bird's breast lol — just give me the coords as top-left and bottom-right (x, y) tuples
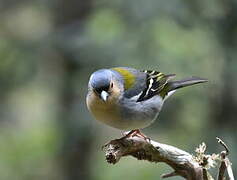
(86, 92), (122, 127)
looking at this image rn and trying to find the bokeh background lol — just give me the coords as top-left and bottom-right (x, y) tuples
(0, 0), (236, 179)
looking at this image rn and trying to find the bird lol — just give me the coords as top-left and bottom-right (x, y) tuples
(86, 67), (207, 138)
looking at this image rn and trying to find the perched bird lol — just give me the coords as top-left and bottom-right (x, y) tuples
(86, 67), (207, 137)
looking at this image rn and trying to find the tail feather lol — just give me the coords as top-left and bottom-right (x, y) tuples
(167, 77), (208, 92)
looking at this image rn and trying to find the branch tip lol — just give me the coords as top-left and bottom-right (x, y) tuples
(216, 137), (229, 156)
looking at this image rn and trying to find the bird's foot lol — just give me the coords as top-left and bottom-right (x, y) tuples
(122, 129), (150, 142)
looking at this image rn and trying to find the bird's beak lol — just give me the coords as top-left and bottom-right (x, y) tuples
(100, 91), (109, 102)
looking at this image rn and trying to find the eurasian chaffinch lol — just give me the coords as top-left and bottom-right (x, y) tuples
(86, 67), (207, 136)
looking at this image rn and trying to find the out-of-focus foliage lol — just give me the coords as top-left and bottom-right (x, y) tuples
(0, 0), (236, 179)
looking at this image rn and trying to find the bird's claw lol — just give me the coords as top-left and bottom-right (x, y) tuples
(122, 129), (151, 143)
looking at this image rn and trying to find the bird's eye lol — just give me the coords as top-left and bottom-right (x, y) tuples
(110, 83), (113, 88)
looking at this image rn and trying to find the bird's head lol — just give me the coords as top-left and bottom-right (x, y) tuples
(88, 69), (120, 102)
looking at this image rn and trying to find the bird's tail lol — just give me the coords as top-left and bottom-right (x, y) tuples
(166, 77), (208, 92)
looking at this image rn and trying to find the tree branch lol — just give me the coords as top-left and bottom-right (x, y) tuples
(102, 136), (235, 180)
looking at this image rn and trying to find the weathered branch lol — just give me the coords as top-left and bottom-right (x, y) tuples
(216, 137), (234, 180)
(102, 136), (234, 180)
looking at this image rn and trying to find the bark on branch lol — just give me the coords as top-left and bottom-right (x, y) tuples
(102, 136), (234, 180)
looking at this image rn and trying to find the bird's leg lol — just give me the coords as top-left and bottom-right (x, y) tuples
(123, 129), (150, 142)
(103, 129), (150, 150)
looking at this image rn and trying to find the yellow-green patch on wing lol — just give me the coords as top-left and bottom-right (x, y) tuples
(112, 67), (136, 90)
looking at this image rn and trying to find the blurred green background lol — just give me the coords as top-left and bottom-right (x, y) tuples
(0, 0), (236, 179)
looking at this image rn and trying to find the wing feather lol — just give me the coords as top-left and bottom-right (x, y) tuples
(136, 70), (175, 102)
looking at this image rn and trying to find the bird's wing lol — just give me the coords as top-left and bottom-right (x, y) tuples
(111, 67), (147, 99)
(136, 70), (175, 102)
(111, 67), (175, 101)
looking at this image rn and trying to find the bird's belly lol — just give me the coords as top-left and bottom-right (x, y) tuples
(87, 93), (163, 130)
(95, 111), (157, 130)
(117, 108), (160, 130)
(88, 102), (158, 130)
(118, 96), (164, 130)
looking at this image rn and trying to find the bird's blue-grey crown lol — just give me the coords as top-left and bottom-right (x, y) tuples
(89, 69), (113, 94)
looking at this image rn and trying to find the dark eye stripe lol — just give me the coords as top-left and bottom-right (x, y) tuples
(95, 85), (110, 94)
